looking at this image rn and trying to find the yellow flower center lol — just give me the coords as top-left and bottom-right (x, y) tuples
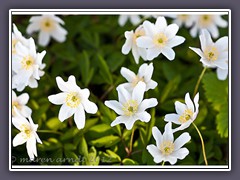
(178, 15), (189, 21)
(122, 100), (138, 116)
(160, 141), (174, 155)
(40, 18), (56, 32)
(66, 92), (81, 108)
(153, 33), (168, 47)
(199, 15), (213, 27)
(132, 76), (144, 87)
(204, 46), (219, 61)
(12, 39), (18, 54)
(134, 28), (145, 42)
(12, 101), (21, 116)
(179, 109), (194, 123)
(20, 124), (32, 139)
(21, 55), (34, 70)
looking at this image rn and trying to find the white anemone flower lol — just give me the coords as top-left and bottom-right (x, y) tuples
(118, 63), (157, 92)
(12, 90), (32, 117)
(147, 122), (191, 165)
(136, 16), (185, 61)
(12, 23), (29, 55)
(173, 15), (195, 28)
(118, 15), (141, 26)
(105, 81), (158, 130)
(12, 38), (46, 92)
(164, 92), (199, 133)
(122, 25), (147, 64)
(190, 15), (228, 38)
(26, 14), (67, 46)
(48, 75), (98, 129)
(189, 29), (228, 70)
(12, 107), (42, 161)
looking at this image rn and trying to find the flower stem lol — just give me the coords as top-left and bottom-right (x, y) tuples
(162, 161), (165, 166)
(193, 67), (207, 96)
(129, 127), (135, 155)
(192, 122), (208, 165)
(37, 130), (62, 135)
(100, 85), (114, 100)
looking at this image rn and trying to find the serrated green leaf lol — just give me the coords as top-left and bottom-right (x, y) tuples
(216, 103), (228, 138)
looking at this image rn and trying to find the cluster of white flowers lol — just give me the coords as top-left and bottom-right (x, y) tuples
(12, 14), (68, 161)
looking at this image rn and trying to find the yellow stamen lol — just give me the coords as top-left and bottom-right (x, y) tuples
(204, 46), (219, 61)
(12, 39), (18, 54)
(153, 33), (168, 47)
(199, 15), (213, 27)
(122, 100), (138, 116)
(40, 18), (56, 32)
(21, 55), (34, 70)
(179, 109), (194, 123)
(160, 141), (174, 155)
(132, 76), (144, 87)
(20, 124), (32, 139)
(66, 92), (81, 108)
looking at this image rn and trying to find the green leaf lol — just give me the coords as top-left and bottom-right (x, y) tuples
(97, 55), (113, 84)
(146, 108), (156, 145)
(84, 146), (100, 165)
(79, 51), (94, 86)
(46, 117), (63, 130)
(216, 103), (228, 138)
(38, 138), (62, 151)
(60, 127), (79, 141)
(64, 151), (80, 165)
(78, 136), (88, 157)
(89, 135), (121, 148)
(99, 150), (121, 163)
(122, 158), (139, 165)
(64, 143), (77, 151)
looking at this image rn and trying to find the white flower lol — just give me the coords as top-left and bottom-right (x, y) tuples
(12, 24), (29, 55)
(171, 15), (195, 28)
(26, 14), (67, 46)
(147, 122), (191, 165)
(164, 92), (199, 133)
(190, 15), (228, 38)
(12, 107), (42, 160)
(12, 90), (32, 117)
(122, 25), (147, 64)
(136, 16), (185, 61)
(105, 81), (158, 130)
(189, 29), (228, 69)
(118, 15), (141, 26)
(118, 63), (157, 92)
(12, 38), (46, 92)
(217, 66), (228, 80)
(48, 75), (98, 129)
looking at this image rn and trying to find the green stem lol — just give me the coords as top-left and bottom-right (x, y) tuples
(192, 122), (208, 165)
(129, 127), (135, 155)
(37, 130), (62, 135)
(193, 67), (207, 96)
(162, 161), (165, 166)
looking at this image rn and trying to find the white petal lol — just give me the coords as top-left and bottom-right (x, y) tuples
(130, 15), (141, 25)
(164, 113), (181, 125)
(217, 68), (228, 80)
(116, 85), (131, 104)
(174, 132), (191, 150)
(173, 120), (193, 133)
(200, 29), (213, 51)
(21, 106), (32, 117)
(162, 47), (175, 61)
(147, 47), (160, 60)
(214, 16), (228, 27)
(56, 76), (70, 92)
(26, 22), (40, 34)
(146, 144), (163, 163)
(118, 15), (128, 26)
(80, 88), (90, 99)
(138, 98), (158, 112)
(208, 25), (219, 39)
(132, 81), (146, 104)
(13, 132), (27, 147)
(111, 115), (128, 128)
(190, 25), (198, 38)
(104, 100), (124, 115)
(214, 58), (228, 69)
(26, 136), (37, 160)
(185, 93), (194, 112)
(58, 104), (76, 122)
(167, 36), (185, 48)
(146, 80), (158, 91)
(164, 155), (178, 165)
(152, 126), (163, 148)
(120, 67), (136, 82)
(12, 90), (17, 101)
(51, 25), (67, 43)
(215, 36), (228, 51)
(131, 45), (140, 64)
(163, 122), (174, 142)
(124, 116), (138, 130)
(48, 93), (67, 105)
(189, 47), (204, 57)
(74, 105), (86, 129)
(136, 111), (151, 122)
(143, 63), (154, 82)
(165, 24), (179, 39)
(143, 21), (156, 37)
(175, 101), (187, 115)
(82, 99), (98, 114)
(38, 31), (50, 46)
(18, 93), (29, 105)
(155, 16), (167, 32)
(12, 108), (29, 129)
(136, 36), (154, 48)
(28, 77), (38, 88)
(122, 32), (133, 55)
(171, 147), (189, 160)
(137, 63), (148, 78)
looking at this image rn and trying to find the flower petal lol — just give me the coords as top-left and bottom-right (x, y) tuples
(163, 155), (177, 165)
(116, 85), (131, 104)
(155, 16), (167, 32)
(143, 21), (156, 37)
(51, 25), (67, 43)
(146, 80), (158, 91)
(104, 100), (124, 115)
(111, 115), (128, 128)
(146, 144), (163, 163)
(164, 113), (181, 125)
(138, 98), (158, 112)
(13, 132), (28, 147)
(58, 104), (76, 122)
(162, 47), (175, 60)
(215, 36), (228, 52)
(185, 93), (194, 112)
(143, 63), (153, 82)
(175, 101), (187, 115)
(171, 147), (189, 160)
(82, 99), (98, 114)
(56, 76), (70, 92)
(136, 36), (154, 49)
(165, 24), (179, 39)
(18, 93), (29, 105)
(26, 136), (37, 160)
(136, 111), (151, 122)
(146, 47), (160, 60)
(217, 68), (228, 80)
(48, 93), (67, 105)
(38, 31), (50, 46)
(132, 81), (146, 104)
(167, 36), (185, 48)
(189, 47), (204, 57)
(74, 104), (86, 129)
(21, 106), (32, 117)
(152, 126), (163, 148)
(163, 122), (174, 142)
(174, 132), (191, 150)
(120, 67), (136, 82)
